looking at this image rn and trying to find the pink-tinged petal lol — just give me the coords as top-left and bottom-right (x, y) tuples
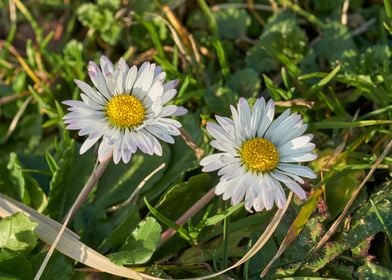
(87, 61), (111, 99)
(173, 107), (187, 116)
(133, 62), (154, 99)
(100, 55), (114, 82)
(163, 79), (179, 91)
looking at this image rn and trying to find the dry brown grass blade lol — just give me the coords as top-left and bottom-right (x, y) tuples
(184, 192), (293, 280)
(275, 99), (315, 109)
(0, 194), (164, 280)
(2, 96), (33, 144)
(0, 191), (292, 280)
(34, 157), (112, 279)
(0, 41), (40, 85)
(260, 188), (323, 277)
(179, 128), (204, 160)
(162, 5), (194, 57)
(308, 139), (392, 259)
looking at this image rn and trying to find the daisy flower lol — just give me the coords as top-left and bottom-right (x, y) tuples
(63, 56), (187, 164)
(200, 97), (317, 212)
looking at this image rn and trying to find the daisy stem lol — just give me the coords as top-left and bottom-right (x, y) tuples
(34, 156), (111, 280)
(160, 187), (216, 245)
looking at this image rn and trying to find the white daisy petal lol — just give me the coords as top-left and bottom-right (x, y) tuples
(160, 89), (177, 104)
(279, 143), (316, 158)
(113, 133), (124, 164)
(80, 135), (101, 154)
(279, 134), (313, 151)
(87, 61), (111, 99)
(200, 153), (226, 165)
(173, 107), (188, 116)
(125, 66), (138, 93)
(200, 96), (316, 212)
(269, 114), (302, 144)
(250, 97), (264, 136)
(222, 179), (239, 200)
(145, 125), (175, 144)
(63, 56), (186, 164)
(74, 79), (106, 104)
(278, 163), (317, 178)
(281, 153), (317, 163)
(100, 55), (114, 83)
(231, 182), (247, 205)
(133, 62), (155, 98)
(207, 122), (234, 144)
(215, 179), (231, 196)
(163, 79), (179, 91)
(98, 137), (113, 162)
(276, 123), (308, 147)
(264, 109), (291, 139)
(215, 115), (236, 143)
(237, 97), (252, 139)
(256, 99), (275, 137)
(80, 94), (103, 110)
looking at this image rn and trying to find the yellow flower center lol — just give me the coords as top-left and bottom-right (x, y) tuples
(240, 138), (280, 173)
(106, 94), (145, 128)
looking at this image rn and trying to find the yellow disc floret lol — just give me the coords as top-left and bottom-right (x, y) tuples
(240, 138), (280, 173)
(106, 94), (145, 128)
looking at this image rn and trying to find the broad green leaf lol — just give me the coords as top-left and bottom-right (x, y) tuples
(144, 197), (190, 241)
(47, 140), (95, 220)
(4, 153), (26, 202)
(16, 114), (43, 150)
(102, 205), (141, 251)
(214, 8), (250, 39)
(31, 252), (73, 280)
(358, 261), (392, 280)
(325, 170), (364, 218)
(0, 153), (47, 211)
(346, 184), (392, 248)
(204, 86), (237, 116)
(93, 146), (170, 208)
(76, 3), (121, 45)
(109, 217), (162, 265)
(260, 189), (323, 277)
(156, 173), (212, 221)
(25, 175), (48, 213)
(179, 229), (249, 263)
(0, 213), (37, 253)
(246, 10), (307, 73)
(145, 112), (202, 201)
(314, 21), (355, 63)
(202, 203), (243, 227)
(227, 68), (260, 98)
(0, 249), (33, 279)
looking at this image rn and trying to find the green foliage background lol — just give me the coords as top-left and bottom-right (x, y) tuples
(0, 0), (391, 279)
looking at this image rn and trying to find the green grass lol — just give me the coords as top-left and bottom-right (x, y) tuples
(0, 0), (392, 279)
